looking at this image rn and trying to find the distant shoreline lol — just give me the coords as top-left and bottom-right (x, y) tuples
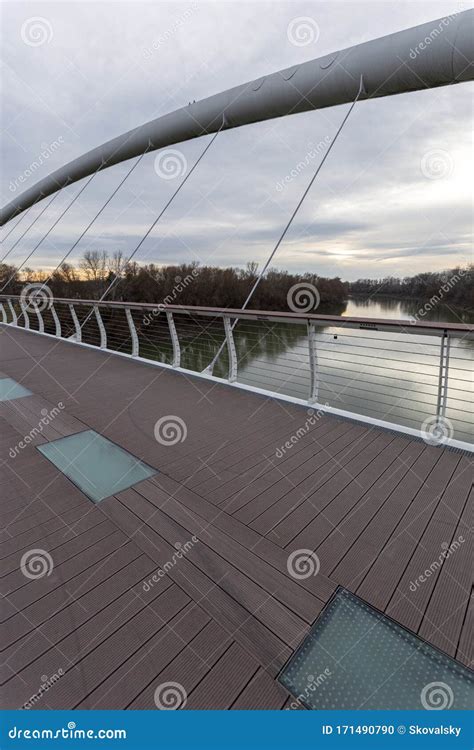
(347, 293), (473, 314)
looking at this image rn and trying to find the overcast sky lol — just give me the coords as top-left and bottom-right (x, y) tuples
(1, 0), (472, 281)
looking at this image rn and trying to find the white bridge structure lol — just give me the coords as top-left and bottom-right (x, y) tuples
(1, 11), (473, 451)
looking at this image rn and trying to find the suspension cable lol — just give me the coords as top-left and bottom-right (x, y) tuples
(0, 193), (59, 265)
(33, 149), (150, 299)
(0, 173), (98, 293)
(1, 205), (33, 246)
(205, 78), (365, 373)
(78, 118), (226, 330)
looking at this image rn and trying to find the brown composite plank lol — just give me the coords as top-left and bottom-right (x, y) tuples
(82, 603), (210, 709)
(456, 592), (473, 668)
(114, 486), (309, 648)
(132, 480), (324, 622)
(184, 641), (259, 710)
(100, 494), (291, 675)
(416, 486), (473, 655)
(356, 450), (461, 611)
(266, 429), (395, 548)
(231, 667), (289, 709)
(240, 423), (370, 529)
(330, 445), (443, 589)
(127, 619), (232, 710)
(148, 472), (336, 602)
(1, 549), (154, 679)
(314, 440), (426, 574)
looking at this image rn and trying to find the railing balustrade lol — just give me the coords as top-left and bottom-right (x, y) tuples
(1, 294), (472, 450)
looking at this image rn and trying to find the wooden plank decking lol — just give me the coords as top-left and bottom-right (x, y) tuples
(0, 324), (472, 709)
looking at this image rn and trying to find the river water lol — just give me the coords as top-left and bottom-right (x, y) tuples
(181, 297), (473, 444)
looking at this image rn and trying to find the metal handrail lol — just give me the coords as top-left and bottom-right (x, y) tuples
(0, 294), (472, 450)
(0, 295), (471, 336)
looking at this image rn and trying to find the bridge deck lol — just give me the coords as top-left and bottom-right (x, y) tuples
(0, 325), (472, 709)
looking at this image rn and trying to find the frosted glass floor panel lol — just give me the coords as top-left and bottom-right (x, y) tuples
(279, 588), (473, 710)
(0, 377), (32, 401)
(38, 429), (157, 503)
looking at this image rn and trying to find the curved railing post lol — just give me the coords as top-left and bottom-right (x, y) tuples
(35, 304), (45, 333)
(125, 307), (140, 357)
(94, 305), (107, 349)
(308, 321), (320, 404)
(125, 307), (139, 357)
(7, 299), (17, 325)
(166, 311), (181, 368)
(436, 331), (451, 423)
(19, 300), (30, 330)
(68, 304), (81, 343)
(51, 304), (61, 337)
(223, 315), (238, 382)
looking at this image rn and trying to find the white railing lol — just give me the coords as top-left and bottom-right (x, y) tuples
(1, 295), (472, 451)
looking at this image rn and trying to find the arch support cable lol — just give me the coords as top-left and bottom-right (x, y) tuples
(204, 78), (364, 376)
